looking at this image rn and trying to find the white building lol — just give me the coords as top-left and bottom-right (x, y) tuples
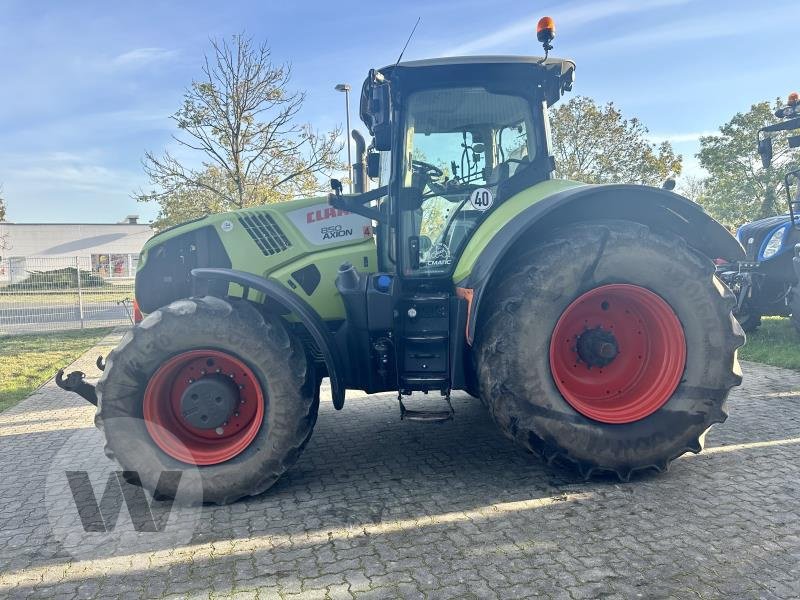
(0, 216), (153, 282)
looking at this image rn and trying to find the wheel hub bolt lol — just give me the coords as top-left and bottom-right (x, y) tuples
(179, 375), (239, 429)
(576, 327), (619, 368)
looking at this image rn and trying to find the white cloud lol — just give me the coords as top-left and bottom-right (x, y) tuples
(574, 5), (798, 56)
(111, 47), (178, 68)
(443, 0), (692, 56)
(0, 149), (157, 223)
(0, 151), (143, 195)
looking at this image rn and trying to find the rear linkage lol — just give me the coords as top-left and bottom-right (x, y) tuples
(55, 355), (105, 406)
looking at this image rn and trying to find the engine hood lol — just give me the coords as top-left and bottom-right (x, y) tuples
(737, 214), (792, 259)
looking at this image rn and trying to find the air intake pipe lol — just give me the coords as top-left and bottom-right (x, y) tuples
(352, 130), (368, 194)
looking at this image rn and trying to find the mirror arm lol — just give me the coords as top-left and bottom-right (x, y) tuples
(328, 185), (389, 224)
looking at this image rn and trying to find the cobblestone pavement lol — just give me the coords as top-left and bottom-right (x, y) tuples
(1, 329), (799, 599)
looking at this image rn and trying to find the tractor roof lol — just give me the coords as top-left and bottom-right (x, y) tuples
(360, 55), (575, 139)
(383, 55), (574, 73)
(372, 55), (575, 107)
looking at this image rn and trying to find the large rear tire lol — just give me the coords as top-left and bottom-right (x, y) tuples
(475, 220), (744, 479)
(96, 297), (318, 504)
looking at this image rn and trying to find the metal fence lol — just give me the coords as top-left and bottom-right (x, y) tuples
(0, 256), (136, 336)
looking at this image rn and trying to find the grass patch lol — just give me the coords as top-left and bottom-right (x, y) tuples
(0, 328), (112, 413)
(739, 317), (800, 371)
(0, 288), (133, 306)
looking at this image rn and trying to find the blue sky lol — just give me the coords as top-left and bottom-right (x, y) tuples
(1, 0), (798, 223)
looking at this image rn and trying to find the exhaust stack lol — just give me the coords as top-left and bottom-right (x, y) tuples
(352, 130), (368, 194)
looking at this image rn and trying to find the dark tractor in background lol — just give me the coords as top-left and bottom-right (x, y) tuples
(718, 92), (800, 333)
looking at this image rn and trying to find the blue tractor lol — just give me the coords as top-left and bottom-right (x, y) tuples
(718, 93), (800, 333)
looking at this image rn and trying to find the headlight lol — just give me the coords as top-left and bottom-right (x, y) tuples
(759, 224), (790, 260)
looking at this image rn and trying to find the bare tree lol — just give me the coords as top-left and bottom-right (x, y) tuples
(676, 175), (708, 204)
(138, 35), (344, 228)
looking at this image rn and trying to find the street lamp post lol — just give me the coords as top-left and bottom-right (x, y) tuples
(335, 83), (353, 193)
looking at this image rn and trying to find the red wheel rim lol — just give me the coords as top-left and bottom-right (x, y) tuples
(549, 284), (686, 424)
(143, 350), (265, 465)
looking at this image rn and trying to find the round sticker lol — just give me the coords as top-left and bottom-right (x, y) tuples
(469, 188), (494, 211)
(220, 220), (234, 232)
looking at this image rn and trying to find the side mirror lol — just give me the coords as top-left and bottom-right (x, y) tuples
(561, 67), (575, 93)
(369, 80), (392, 151)
(373, 125), (391, 152)
(758, 137), (774, 169)
(367, 152), (381, 179)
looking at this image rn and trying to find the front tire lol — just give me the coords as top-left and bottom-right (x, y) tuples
(96, 297), (318, 504)
(475, 220), (744, 479)
(735, 302), (762, 333)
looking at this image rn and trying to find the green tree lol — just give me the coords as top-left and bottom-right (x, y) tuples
(697, 99), (799, 227)
(138, 35), (343, 229)
(551, 96), (682, 186)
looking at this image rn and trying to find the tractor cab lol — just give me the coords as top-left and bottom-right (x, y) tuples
(328, 54), (576, 413)
(338, 56), (575, 279)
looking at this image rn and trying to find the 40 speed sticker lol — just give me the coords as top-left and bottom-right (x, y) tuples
(287, 203), (373, 246)
(469, 187), (494, 211)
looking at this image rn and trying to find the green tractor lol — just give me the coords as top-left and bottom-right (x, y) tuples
(60, 20), (745, 504)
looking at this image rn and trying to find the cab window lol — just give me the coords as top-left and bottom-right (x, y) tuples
(399, 86), (536, 275)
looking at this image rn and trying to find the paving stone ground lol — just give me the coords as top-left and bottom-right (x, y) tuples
(1, 328), (799, 599)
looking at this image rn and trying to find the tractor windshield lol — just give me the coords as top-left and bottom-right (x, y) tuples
(399, 86), (537, 275)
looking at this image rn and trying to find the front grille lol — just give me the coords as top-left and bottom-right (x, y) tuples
(238, 212), (292, 256)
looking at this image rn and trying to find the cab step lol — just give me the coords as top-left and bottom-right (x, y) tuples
(398, 394), (454, 423)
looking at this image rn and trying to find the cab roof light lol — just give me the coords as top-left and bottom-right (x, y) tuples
(537, 16), (556, 45)
(537, 16), (556, 60)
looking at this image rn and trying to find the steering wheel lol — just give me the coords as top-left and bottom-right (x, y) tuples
(412, 159), (443, 179)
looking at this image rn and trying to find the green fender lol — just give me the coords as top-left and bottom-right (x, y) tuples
(452, 180), (745, 344)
